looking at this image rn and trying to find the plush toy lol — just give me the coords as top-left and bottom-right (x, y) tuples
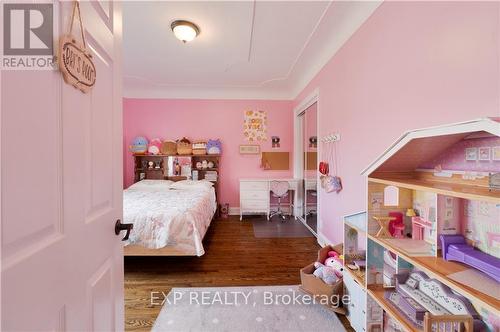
(313, 262), (339, 285)
(130, 136), (148, 154)
(325, 251), (344, 279)
(148, 138), (162, 155)
(207, 139), (222, 155)
(313, 251), (344, 284)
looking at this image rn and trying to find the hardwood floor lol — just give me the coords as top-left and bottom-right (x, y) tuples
(124, 216), (351, 331)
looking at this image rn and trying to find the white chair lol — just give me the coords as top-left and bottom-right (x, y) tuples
(269, 181), (290, 221)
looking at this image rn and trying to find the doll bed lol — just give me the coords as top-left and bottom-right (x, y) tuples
(123, 180), (217, 256)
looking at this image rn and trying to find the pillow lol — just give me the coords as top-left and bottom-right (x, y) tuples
(406, 277), (419, 289)
(128, 179), (173, 191)
(170, 180), (214, 190)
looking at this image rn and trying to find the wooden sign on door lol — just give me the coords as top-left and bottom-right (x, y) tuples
(58, 2), (96, 93)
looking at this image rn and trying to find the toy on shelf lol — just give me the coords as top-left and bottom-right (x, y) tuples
(373, 216), (395, 238)
(147, 138), (162, 155)
(192, 141), (207, 155)
(385, 271), (483, 331)
(206, 139), (222, 155)
(177, 137), (192, 155)
(440, 234), (500, 282)
(130, 136), (148, 154)
(313, 250), (344, 285)
(160, 140), (177, 155)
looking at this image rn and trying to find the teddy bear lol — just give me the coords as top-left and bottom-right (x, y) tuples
(313, 251), (344, 285)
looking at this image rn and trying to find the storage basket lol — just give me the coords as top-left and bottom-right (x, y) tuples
(192, 140), (207, 155)
(161, 140), (177, 155)
(177, 137), (192, 155)
(299, 244), (345, 314)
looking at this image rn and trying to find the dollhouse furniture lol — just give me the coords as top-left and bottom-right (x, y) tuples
(423, 312), (473, 332)
(440, 234), (500, 282)
(411, 217), (433, 241)
(373, 216), (395, 238)
(269, 181), (290, 221)
(388, 211), (405, 238)
(387, 271), (482, 331)
(357, 118), (500, 332)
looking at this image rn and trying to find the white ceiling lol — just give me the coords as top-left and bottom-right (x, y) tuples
(122, 1), (382, 100)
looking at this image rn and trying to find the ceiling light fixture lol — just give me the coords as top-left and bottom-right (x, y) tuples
(171, 20), (200, 43)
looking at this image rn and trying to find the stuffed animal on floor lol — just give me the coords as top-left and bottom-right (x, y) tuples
(313, 251), (344, 284)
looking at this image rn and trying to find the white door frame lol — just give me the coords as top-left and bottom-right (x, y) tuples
(293, 88), (320, 236)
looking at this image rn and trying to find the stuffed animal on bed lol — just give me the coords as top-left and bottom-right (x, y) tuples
(130, 136), (148, 154)
(148, 138), (162, 155)
(206, 139), (222, 155)
(313, 251), (344, 284)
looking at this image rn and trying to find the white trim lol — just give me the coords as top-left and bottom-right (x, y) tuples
(361, 118), (500, 176)
(316, 232), (330, 248)
(293, 89), (320, 223)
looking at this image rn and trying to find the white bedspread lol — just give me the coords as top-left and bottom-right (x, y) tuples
(123, 186), (216, 256)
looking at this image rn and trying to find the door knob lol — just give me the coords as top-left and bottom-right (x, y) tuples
(115, 219), (133, 241)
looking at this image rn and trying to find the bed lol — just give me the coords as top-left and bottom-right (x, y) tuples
(123, 179), (217, 256)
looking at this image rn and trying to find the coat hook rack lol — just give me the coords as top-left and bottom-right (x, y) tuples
(321, 133), (341, 143)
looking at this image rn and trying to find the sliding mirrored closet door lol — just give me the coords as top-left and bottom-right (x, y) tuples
(299, 102), (318, 234)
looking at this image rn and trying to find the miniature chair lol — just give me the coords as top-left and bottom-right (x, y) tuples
(388, 211), (405, 239)
(270, 181), (290, 221)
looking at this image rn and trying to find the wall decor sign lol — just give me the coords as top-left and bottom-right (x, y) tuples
(58, 2), (96, 93)
(478, 147), (491, 161)
(239, 145), (260, 155)
(243, 110), (267, 142)
(465, 148), (477, 161)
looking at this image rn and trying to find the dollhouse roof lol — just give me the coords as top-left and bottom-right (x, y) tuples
(361, 118), (500, 176)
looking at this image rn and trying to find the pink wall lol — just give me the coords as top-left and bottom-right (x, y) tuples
(294, 2), (500, 243)
(123, 98), (293, 206)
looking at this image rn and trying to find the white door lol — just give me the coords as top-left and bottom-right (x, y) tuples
(1, 1), (124, 330)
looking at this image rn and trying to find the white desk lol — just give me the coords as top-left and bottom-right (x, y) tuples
(239, 178), (300, 220)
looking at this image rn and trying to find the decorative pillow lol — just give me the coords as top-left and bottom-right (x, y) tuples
(406, 277), (419, 289)
(128, 180), (173, 191)
(170, 180), (214, 191)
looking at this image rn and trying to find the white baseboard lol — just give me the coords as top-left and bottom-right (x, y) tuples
(317, 232), (330, 247)
(229, 207), (240, 215)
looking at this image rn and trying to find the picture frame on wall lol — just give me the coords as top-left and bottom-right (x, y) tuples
(478, 147), (491, 161)
(239, 144), (260, 154)
(492, 146), (500, 161)
(465, 148), (477, 161)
